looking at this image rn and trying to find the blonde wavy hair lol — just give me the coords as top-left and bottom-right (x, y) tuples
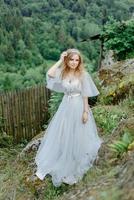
(61, 48), (85, 80)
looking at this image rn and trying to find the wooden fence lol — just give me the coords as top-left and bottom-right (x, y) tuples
(0, 84), (50, 143)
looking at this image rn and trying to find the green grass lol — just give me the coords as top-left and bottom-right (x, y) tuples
(93, 105), (127, 134)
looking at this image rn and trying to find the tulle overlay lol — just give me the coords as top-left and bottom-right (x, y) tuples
(35, 68), (103, 187)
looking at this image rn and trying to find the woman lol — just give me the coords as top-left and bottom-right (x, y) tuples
(35, 48), (103, 187)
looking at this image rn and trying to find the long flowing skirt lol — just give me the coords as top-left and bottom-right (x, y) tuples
(35, 94), (103, 187)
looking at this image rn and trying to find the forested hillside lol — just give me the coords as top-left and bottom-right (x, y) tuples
(0, 0), (134, 91)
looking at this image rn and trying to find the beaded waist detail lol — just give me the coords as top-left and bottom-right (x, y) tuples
(64, 92), (81, 99)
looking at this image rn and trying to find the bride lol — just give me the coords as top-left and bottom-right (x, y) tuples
(35, 48), (103, 187)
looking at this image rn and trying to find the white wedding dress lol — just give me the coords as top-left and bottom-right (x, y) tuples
(35, 67), (103, 187)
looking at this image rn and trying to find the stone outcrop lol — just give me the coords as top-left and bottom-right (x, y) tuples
(98, 53), (134, 104)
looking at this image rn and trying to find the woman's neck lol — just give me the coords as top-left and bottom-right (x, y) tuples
(68, 69), (76, 75)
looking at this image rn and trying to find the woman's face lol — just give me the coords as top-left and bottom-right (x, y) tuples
(67, 54), (80, 70)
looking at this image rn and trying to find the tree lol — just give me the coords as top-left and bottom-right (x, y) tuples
(102, 18), (134, 60)
(3, 75), (12, 91)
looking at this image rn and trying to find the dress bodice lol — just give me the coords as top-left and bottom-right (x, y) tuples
(62, 77), (82, 95)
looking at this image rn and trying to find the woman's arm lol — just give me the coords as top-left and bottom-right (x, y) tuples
(83, 96), (89, 113)
(82, 96), (89, 124)
(47, 51), (67, 78)
(47, 59), (62, 78)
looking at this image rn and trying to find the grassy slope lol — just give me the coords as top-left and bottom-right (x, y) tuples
(0, 95), (133, 200)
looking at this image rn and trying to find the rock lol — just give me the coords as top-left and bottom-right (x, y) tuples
(99, 57), (134, 86)
(18, 131), (45, 158)
(101, 50), (115, 68)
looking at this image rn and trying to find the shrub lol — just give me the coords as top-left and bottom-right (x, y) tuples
(102, 18), (134, 60)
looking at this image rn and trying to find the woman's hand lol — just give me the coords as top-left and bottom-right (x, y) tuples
(82, 111), (88, 124)
(60, 51), (68, 62)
